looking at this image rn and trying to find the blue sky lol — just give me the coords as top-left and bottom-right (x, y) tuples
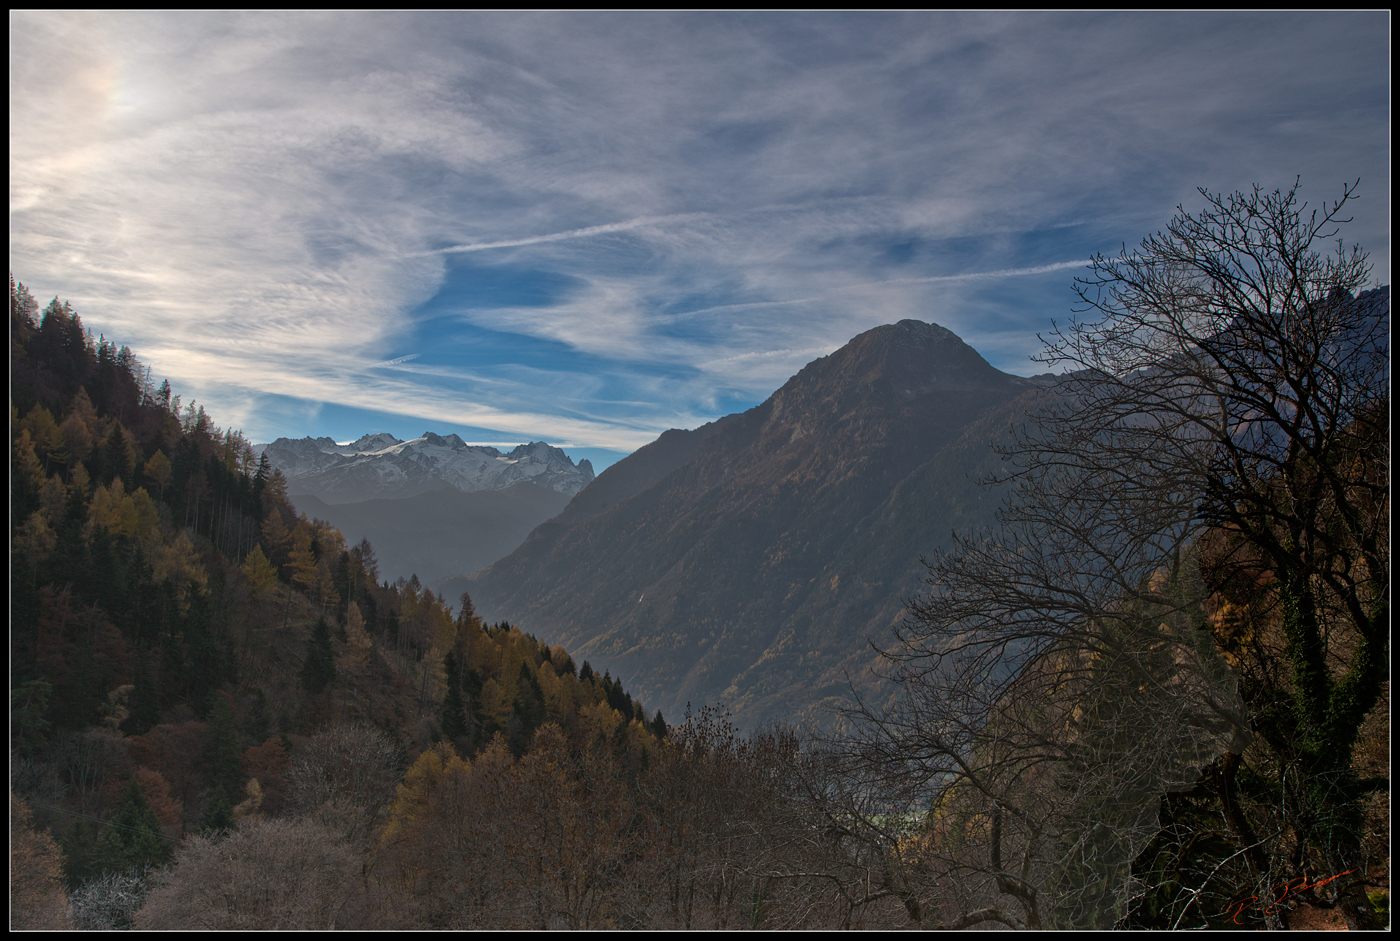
(10, 12), (1389, 472)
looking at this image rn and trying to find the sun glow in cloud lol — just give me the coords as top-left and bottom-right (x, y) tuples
(9, 12), (1389, 468)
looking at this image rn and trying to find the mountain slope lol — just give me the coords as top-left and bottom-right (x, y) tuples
(292, 481), (572, 586)
(466, 320), (1057, 728)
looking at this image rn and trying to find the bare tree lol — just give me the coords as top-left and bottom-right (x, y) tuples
(1055, 179), (1388, 928)
(636, 707), (916, 930)
(134, 817), (365, 929)
(68, 868), (149, 930)
(57, 729), (128, 818)
(287, 722), (403, 848)
(847, 179), (1386, 928)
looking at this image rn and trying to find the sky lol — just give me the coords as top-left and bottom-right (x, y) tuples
(10, 12), (1390, 472)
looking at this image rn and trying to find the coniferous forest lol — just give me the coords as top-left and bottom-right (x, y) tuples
(9, 208), (1391, 933)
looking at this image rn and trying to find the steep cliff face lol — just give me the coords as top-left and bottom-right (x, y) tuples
(467, 320), (1056, 728)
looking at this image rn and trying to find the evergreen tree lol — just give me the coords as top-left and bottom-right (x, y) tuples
(183, 591), (233, 714)
(242, 688), (271, 743)
(462, 665), (491, 750)
(98, 779), (172, 873)
(650, 709), (668, 741)
(518, 661), (546, 728)
(125, 650), (161, 735)
(507, 661), (548, 757)
(252, 451), (270, 501)
(197, 790), (234, 837)
(602, 671), (631, 716)
(60, 818), (101, 889)
(203, 695), (242, 804)
(301, 615), (336, 695)
(441, 684), (469, 742)
(57, 638), (102, 731)
(456, 590), (477, 626)
(440, 650), (470, 743)
(11, 678), (53, 757)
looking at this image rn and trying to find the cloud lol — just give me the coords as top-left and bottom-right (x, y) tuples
(9, 12), (1388, 451)
(868, 260), (1094, 287)
(420, 212), (713, 255)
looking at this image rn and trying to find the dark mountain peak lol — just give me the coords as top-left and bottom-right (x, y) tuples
(420, 431), (467, 449)
(349, 432), (403, 451)
(467, 319), (1048, 729)
(750, 320), (1017, 464)
(558, 320), (1021, 527)
(782, 319), (1004, 403)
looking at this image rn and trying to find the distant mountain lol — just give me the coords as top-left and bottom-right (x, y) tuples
(291, 482), (571, 586)
(257, 432), (594, 504)
(462, 320), (1060, 729)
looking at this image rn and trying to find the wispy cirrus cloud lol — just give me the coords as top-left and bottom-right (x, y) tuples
(9, 11), (1388, 467)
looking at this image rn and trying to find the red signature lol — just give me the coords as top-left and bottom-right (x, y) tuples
(1223, 870), (1356, 924)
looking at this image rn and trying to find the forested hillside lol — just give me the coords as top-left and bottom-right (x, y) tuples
(9, 278), (733, 929)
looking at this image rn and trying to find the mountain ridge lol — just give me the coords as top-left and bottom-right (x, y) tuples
(257, 432), (594, 504)
(463, 319), (1060, 728)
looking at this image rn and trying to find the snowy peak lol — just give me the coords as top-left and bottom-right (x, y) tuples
(257, 432), (595, 504)
(418, 431), (469, 450)
(346, 432), (403, 453)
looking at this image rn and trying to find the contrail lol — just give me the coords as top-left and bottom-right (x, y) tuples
(870, 259), (1091, 286)
(668, 260), (1091, 319)
(418, 212), (711, 255)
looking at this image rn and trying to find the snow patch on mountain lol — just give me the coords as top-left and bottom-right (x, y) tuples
(255, 432), (595, 504)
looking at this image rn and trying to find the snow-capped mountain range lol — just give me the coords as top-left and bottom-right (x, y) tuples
(255, 432), (595, 505)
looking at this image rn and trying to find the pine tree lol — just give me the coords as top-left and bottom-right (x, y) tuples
(457, 590), (477, 626)
(98, 778), (172, 873)
(11, 678), (53, 757)
(463, 665), (491, 749)
(243, 688), (272, 743)
(60, 818), (101, 889)
(440, 650), (470, 743)
(58, 638), (102, 730)
(441, 678), (470, 744)
(126, 650), (161, 735)
(507, 661), (548, 757)
(518, 661), (546, 728)
(301, 615), (336, 695)
(203, 694), (242, 804)
(197, 790), (234, 837)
